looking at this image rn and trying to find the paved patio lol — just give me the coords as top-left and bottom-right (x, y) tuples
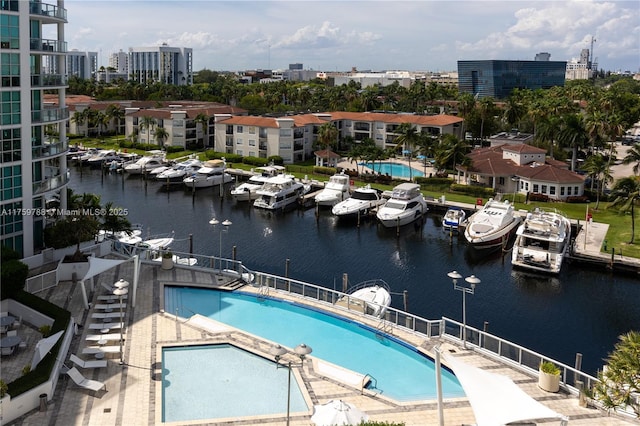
(2, 260), (637, 426)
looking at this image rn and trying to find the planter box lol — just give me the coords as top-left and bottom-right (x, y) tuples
(56, 256), (90, 282)
(538, 370), (560, 392)
(161, 257), (174, 270)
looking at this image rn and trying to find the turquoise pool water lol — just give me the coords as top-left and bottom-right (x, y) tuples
(359, 161), (424, 178)
(164, 287), (465, 401)
(162, 344), (307, 422)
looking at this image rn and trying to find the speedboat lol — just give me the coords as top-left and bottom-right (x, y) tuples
(376, 183), (428, 227)
(86, 150), (120, 167)
(464, 198), (521, 249)
(253, 175), (308, 210)
(230, 165), (286, 201)
(511, 209), (571, 274)
(97, 224), (144, 245)
(442, 207), (466, 232)
(124, 151), (167, 174)
(183, 159), (233, 188)
(156, 158), (203, 184)
(335, 279), (391, 318)
(315, 172), (351, 207)
(331, 184), (386, 218)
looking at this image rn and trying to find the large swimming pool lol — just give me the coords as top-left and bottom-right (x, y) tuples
(164, 287), (464, 402)
(359, 161), (424, 178)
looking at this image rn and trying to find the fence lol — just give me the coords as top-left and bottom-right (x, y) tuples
(25, 270), (58, 294)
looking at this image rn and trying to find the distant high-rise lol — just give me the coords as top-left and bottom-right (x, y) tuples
(67, 49), (98, 79)
(109, 49), (129, 74)
(534, 52), (551, 61)
(289, 63), (303, 70)
(128, 44), (193, 85)
(457, 59), (566, 99)
(1, 0), (70, 256)
(566, 48), (594, 80)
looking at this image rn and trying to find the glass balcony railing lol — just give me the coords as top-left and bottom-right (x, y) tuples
(32, 139), (68, 159)
(31, 74), (67, 87)
(30, 38), (68, 53)
(32, 107), (69, 124)
(29, 1), (67, 21)
(33, 172), (69, 195)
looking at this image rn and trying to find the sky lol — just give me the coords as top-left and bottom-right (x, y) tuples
(60, 0), (640, 73)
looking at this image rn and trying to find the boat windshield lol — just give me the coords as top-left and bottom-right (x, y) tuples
(352, 192), (378, 201)
(384, 201), (406, 210)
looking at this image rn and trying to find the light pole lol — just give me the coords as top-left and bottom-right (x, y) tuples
(270, 343), (313, 426)
(113, 279), (129, 365)
(511, 175), (520, 203)
(447, 271), (480, 349)
(209, 218), (232, 260)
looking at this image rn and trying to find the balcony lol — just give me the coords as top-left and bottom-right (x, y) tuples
(29, 1), (67, 22)
(30, 38), (68, 54)
(32, 107), (69, 124)
(259, 144), (267, 151)
(354, 122), (370, 131)
(33, 172), (69, 196)
(32, 140), (68, 159)
(31, 74), (67, 88)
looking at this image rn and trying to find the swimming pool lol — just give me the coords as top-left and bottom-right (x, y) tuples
(359, 161), (424, 178)
(164, 287), (464, 401)
(162, 344), (307, 422)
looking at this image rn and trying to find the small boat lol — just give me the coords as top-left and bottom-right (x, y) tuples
(331, 184), (386, 218)
(511, 209), (571, 274)
(315, 172), (351, 207)
(124, 151), (167, 175)
(156, 158), (203, 184)
(376, 183), (428, 227)
(230, 165), (286, 201)
(442, 207), (466, 232)
(464, 198), (521, 249)
(335, 279), (391, 318)
(137, 233), (174, 251)
(253, 175), (309, 210)
(97, 224), (144, 245)
(183, 159), (233, 189)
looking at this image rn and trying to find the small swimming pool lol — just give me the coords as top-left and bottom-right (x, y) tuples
(162, 344), (307, 422)
(359, 161), (424, 178)
(164, 287), (464, 402)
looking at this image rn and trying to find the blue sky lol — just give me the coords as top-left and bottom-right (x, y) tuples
(62, 0), (639, 73)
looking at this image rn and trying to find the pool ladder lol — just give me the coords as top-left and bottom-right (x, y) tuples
(375, 318), (392, 337)
(257, 284), (269, 300)
(361, 374), (381, 395)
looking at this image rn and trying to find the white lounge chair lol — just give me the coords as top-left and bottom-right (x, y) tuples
(88, 322), (124, 330)
(91, 312), (124, 319)
(66, 367), (106, 392)
(97, 294), (128, 301)
(85, 333), (122, 342)
(82, 346), (120, 355)
(94, 303), (126, 310)
(70, 353), (107, 369)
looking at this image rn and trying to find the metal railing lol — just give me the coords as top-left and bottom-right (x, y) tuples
(25, 269), (58, 294)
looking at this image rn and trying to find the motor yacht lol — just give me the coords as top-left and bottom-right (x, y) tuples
(124, 151), (167, 175)
(511, 209), (571, 274)
(315, 172), (351, 207)
(464, 198), (521, 249)
(156, 158), (203, 184)
(331, 184), (386, 218)
(376, 183), (428, 227)
(253, 175), (308, 210)
(86, 150), (120, 167)
(183, 159), (233, 188)
(230, 165), (286, 201)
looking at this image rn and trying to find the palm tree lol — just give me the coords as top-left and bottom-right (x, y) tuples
(608, 176), (640, 244)
(101, 201), (133, 235)
(477, 97), (496, 142)
(582, 153), (612, 209)
(622, 143), (640, 175)
(194, 113), (210, 148)
(154, 127), (169, 148)
(317, 122), (338, 167)
(71, 109), (89, 136)
(456, 92), (476, 138)
(557, 113), (589, 171)
(139, 116), (156, 145)
(393, 123), (420, 181)
(437, 134), (470, 181)
(105, 104), (125, 135)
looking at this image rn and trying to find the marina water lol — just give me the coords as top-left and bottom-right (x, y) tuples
(70, 166), (640, 376)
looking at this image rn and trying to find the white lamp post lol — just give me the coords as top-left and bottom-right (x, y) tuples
(447, 271), (480, 349)
(209, 218), (232, 260)
(270, 343), (313, 426)
(113, 279), (129, 365)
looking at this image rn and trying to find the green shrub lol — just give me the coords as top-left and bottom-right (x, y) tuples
(267, 155), (284, 166)
(450, 183), (495, 198)
(540, 361), (561, 375)
(0, 258), (28, 299)
(313, 166), (337, 176)
(242, 156), (270, 167)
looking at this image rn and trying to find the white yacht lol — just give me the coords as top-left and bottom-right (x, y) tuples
(442, 207), (466, 233)
(335, 279), (391, 318)
(97, 224), (144, 245)
(156, 158), (203, 184)
(183, 159), (233, 188)
(86, 150), (120, 167)
(331, 185), (386, 218)
(511, 209), (571, 274)
(376, 183), (428, 227)
(230, 165), (286, 201)
(124, 151), (167, 174)
(464, 198), (521, 249)
(253, 175), (308, 210)
(314, 172), (351, 207)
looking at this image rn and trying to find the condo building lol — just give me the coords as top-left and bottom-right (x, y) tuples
(127, 44), (193, 86)
(1, 0), (69, 257)
(66, 49), (97, 79)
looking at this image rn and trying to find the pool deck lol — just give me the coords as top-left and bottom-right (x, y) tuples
(4, 260), (637, 426)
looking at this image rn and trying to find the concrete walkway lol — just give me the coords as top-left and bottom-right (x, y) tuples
(4, 259), (638, 426)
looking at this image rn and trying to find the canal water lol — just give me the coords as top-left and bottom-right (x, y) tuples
(69, 166), (640, 376)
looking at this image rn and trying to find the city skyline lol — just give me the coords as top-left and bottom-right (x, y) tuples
(60, 0), (639, 73)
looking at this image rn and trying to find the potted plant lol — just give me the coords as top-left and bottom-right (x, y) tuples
(538, 361), (561, 392)
(161, 251), (174, 270)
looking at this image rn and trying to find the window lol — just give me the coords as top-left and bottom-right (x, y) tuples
(236, 138), (243, 145)
(1, 164), (22, 200)
(1, 90), (20, 125)
(541, 185), (547, 194)
(280, 129), (292, 137)
(561, 187), (565, 196)
(1, 53), (20, 87)
(567, 187), (572, 196)
(1, 127), (21, 162)
(550, 186), (556, 195)
(574, 186), (579, 195)
(236, 125), (243, 133)
(249, 126), (255, 134)
(533, 184), (539, 193)
(498, 177), (505, 185)
(0, 14), (19, 49)
(236, 149), (243, 156)
(249, 139), (255, 146)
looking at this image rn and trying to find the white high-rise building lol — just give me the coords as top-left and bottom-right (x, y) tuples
(67, 49), (97, 79)
(109, 49), (129, 74)
(128, 43), (193, 86)
(0, 0), (69, 257)
(566, 48), (593, 80)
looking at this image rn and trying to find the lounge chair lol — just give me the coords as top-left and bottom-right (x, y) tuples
(91, 312), (124, 319)
(66, 367), (106, 392)
(70, 353), (107, 369)
(85, 333), (122, 342)
(97, 294), (128, 301)
(81, 346), (120, 355)
(94, 303), (127, 310)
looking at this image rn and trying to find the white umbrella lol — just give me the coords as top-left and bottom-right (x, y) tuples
(30, 330), (64, 370)
(311, 399), (369, 426)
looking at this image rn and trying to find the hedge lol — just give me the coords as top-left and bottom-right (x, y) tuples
(450, 183), (496, 198)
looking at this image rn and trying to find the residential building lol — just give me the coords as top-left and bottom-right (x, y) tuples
(109, 49), (129, 74)
(457, 59), (567, 99)
(565, 49), (594, 80)
(332, 70), (415, 88)
(214, 112), (464, 164)
(488, 130), (534, 147)
(457, 144), (585, 201)
(128, 43), (193, 86)
(1, 0), (69, 257)
(66, 49), (97, 79)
